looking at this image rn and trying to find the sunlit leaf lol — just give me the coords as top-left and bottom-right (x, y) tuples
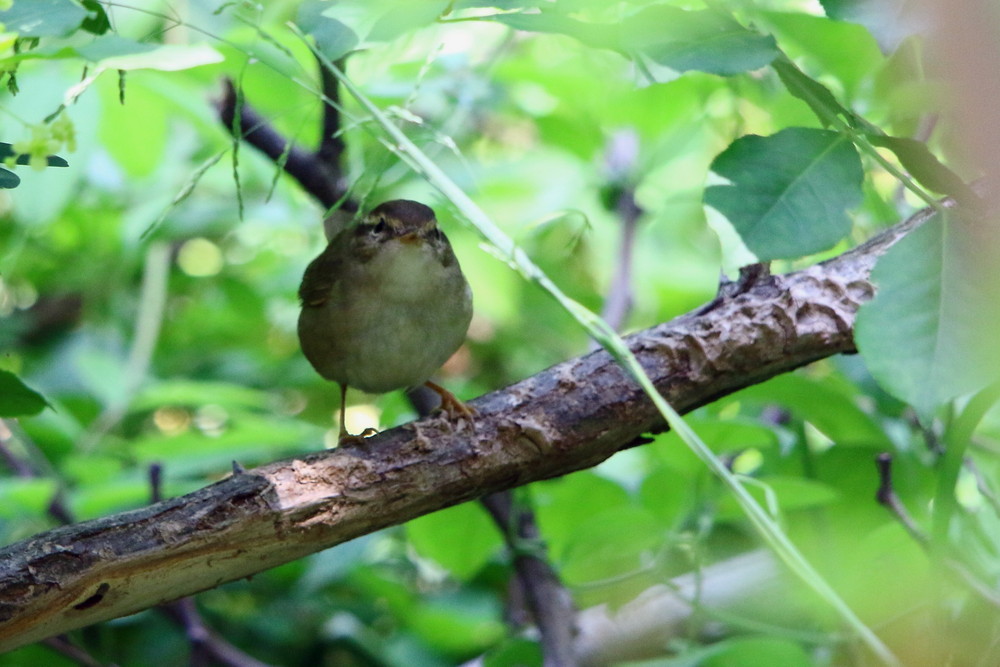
(0, 142), (69, 167)
(490, 6), (778, 75)
(716, 476), (840, 522)
(369, 0), (451, 41)
(406, 502), (502, 580)
(297, 0), (359, 60)
(0, 478), (59, 518)
(75, 36), (223, 71)
(763, 11), (882, 97)
(701, 636), (813, 667)
(773, 57), (850, 127)
(623, 6), (778, 75)
(0, 0), (87, 37)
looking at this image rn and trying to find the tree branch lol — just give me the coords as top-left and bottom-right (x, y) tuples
(481, 491), (577, 666)
(0, 208), (926, 651)
(214, 78), (353, 212)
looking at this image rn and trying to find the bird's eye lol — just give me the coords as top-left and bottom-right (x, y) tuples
(372, 218), (389, 234)
(430, 227), (444, 242)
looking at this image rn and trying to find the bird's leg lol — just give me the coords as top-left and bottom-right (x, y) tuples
(424, 380), (475, 419)
(337, 383), (378, 446)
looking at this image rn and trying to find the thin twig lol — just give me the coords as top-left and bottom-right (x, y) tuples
(595, 130), (643, 342)
(481, 491), (578, 667)
(41, 636), (114, 667)
(159, 599), (276, 667)
(875, 453), (1000, 608)
(148, 462), (275, 666)
(215, 78), (351, 212)
(0, 419), (74, 524)
(874, 453), (929, 545)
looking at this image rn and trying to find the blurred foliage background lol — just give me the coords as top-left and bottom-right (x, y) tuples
(1, 0), (1000, 665)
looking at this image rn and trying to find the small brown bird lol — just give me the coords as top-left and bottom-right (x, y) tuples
(297, 200), (473, 443)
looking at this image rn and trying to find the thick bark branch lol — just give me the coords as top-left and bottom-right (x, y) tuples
(0, 210), (926, 651)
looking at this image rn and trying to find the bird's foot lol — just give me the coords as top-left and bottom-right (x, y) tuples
(337, 427), (379, 447)
(424, 380), (475, 420)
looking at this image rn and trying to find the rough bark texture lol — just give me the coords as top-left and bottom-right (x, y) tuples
(0, 211), (927, 651)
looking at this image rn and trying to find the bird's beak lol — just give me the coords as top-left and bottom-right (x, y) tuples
(399, 231), (421, 244)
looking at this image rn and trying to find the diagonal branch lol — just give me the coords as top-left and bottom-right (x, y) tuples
(214, 77), (353, 212)
(0, 207), (927, 652)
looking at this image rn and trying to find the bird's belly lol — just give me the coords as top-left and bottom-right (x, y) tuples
(298, 246), (472, 393)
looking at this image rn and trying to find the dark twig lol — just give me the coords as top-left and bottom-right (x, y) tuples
(41, 636), (114, 667)
(875, 453), (1000, 608)
(317, 55), (348, 173)
(0, 423), (102, 665)
(874, 453), (929, 546)
(149, 462), (163, 504)
(595, 130), (643, 343)
(481, 491), (577, 667)
(159, 599), (275, 667)
(147, 462), (273, 666)
(214, 78), (351, 212)
(597, 188), (641, 339)
(0, 420), (75, 525)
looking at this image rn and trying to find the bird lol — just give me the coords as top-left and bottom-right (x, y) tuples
(297, 199), (474, 443)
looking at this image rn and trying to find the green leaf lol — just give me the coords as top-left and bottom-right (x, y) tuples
(820, 0), (918, 51)
(368, 0), (451, 42)
(705, 127), (863, 260)
(772, 58), (850, 127)
(0, 142), (69, 167)
(0, 166), (20, 188)
(762, 12), (883, 98)
(866, 134), (979, 206)
(716, 476), (840, 522)
(737, 374), (892, 448)
(486, 10), (614, 47)
(533, 473), (630, 562)
(0, 0), (87, 37)
(80, 0), (111, 35)
(489, 7), (777, 75)
(702, 636), (813, 667)
(856, 210), (1000, 418)
(483, 639), (543, 667)
(0, 478), (59, 518)
(297, 0), (359, 60)
(406, 501), (501, 580)
(406, 592), (504, 654)
(132, 414), (321, 475)
(622, 6), (779, 75)
(75, 36), (223, 71)
(132, 380), (271, 411)
(70, 477), (155, 520)
(560, 505), (663, 586)
(0, 370), (49, 417)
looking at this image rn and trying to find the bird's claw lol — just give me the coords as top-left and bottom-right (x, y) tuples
(337, 427), (379, 447)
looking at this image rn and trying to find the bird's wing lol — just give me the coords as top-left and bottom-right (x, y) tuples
(298, 245), (342, 307)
